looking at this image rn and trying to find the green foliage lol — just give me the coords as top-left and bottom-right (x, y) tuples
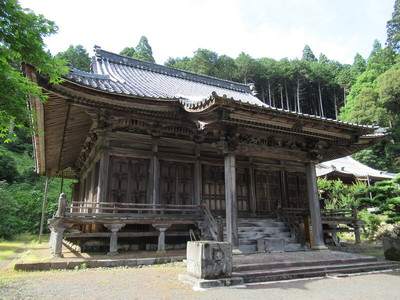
(302, 44), (317, 62)
(386, 0), (400, 53)
(361, 174), (400, 224)
(357, 209), (382, 239)
(353, 53), (366, 74)
(317, 178), (367, 209)
(0, 138), (74, 239)
(0, 0), (68, 140)
(0, 150), (18, 182)
(0, 182), (20, 239)
(119, 36), (155, 62)
(120, 47), (136, 58)
(56, 45), (91, 72)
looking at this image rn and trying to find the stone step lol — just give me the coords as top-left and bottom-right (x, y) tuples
(238, 244), (258, 253)
(233, 255), (378, 272)
(233, 261), (400, 284)
(238, 221), (285, 227)
(237, 226), (288, 233)
(238, 236), (297, 244)
(237, 231), (292, 238)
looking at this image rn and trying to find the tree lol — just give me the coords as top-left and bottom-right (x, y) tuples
(362, 175), (400, 224)
(189, 48), (218, 76)
(134, 36), (155, 62)
(353, 53), (366, 74)
(387, 0), (400, 53)
(235, 52), (257, 84)
(0, 0), (67, 141)
(214, 55), (238, 81)
(56, 45), (91, 71)
(120, 47), (136, 58)
(302, 44), (317, 62)
(377, 68), (400, 122)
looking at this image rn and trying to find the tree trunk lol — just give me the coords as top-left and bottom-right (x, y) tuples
(268, 81), (272, 106)
(334, 92), (338, 119)
(297, 78), (301, 113)
(285, 80), (290, 111)
(318, 81), (324, 117)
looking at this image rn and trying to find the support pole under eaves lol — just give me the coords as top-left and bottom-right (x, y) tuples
(39, 176), (50, 244)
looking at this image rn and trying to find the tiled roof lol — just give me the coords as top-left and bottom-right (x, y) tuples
(65, 46), (264, 106)
(63, 47), (380, 131)
(316, 156), (396, 180)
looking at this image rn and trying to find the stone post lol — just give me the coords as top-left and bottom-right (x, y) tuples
(55, 193), (67, 218)
(305, 161), (327, 250)
(104, 223), (125, 255)
(352, 205), (362, 244)
(224, 152), (239, 251)
(153, 224), (171, 253)
(48, 221), (71, 258)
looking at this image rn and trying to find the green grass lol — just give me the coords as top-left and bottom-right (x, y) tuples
(0, 234), (42, 261)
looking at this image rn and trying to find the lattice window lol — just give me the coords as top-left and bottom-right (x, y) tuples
(202, 165), (225, 212)
(255, 171), (281, 213)
(108, 157), (148, 204)
(160, 162), (193, 205)
(285, 173), (308, 208)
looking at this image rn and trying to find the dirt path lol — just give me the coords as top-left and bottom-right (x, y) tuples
(0, 242), (30, 271)
(1, 265), (400, 300)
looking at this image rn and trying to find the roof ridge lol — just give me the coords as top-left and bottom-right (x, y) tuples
(93, 46), (253, 94)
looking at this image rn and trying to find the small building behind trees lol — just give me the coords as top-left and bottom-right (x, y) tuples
(316, 156), (396, 185)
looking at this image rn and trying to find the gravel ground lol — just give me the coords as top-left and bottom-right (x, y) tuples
(1, 264), (400, 300)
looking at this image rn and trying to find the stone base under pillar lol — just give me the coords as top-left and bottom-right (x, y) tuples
(179, 274), (244, 290)
(312, 244), (329, 250)
(51, 253), (64, 258)
(232, 248), (244, 255)
(107, 251), (119, 256)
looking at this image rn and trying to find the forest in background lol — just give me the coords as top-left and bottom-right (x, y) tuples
(0, 0), (399, 239)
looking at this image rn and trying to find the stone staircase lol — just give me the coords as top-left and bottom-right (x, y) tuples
(232, 251), (400, 284)
(226, 218), (303, 253)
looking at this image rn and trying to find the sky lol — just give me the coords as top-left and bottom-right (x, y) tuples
(19, 0), (395, 65)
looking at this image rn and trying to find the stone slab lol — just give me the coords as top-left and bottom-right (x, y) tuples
(14, 256), (185, 271)
(178, 274), (244, 290)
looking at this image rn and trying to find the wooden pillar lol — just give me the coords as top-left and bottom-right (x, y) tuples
(224, 152), (239, 250)
(248, 160), (257, 215)
(38, 176), (49, 243)
(97, 151), (110, 203)
(193, 145), (202, 205)
(147, 139), (160, 205)
(306, 161), (327, 250)
(279, 169), (287, 208)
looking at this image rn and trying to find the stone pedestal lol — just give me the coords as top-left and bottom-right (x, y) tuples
(48, 220), (72, 258)
(187, 241), (232, 279)
(153, 224), (171, 253)
(382, 237), (400, 261)
(104, 223), (125, 255)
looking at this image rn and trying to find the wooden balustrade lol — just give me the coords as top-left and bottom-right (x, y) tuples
(200, 203), (219, 241)
(64, 201), (201, 218)
(321, 206), (363, 245)
(278, 207), (309, 247)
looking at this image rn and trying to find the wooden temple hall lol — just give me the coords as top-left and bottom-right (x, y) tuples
(25, 47), (384, 257)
